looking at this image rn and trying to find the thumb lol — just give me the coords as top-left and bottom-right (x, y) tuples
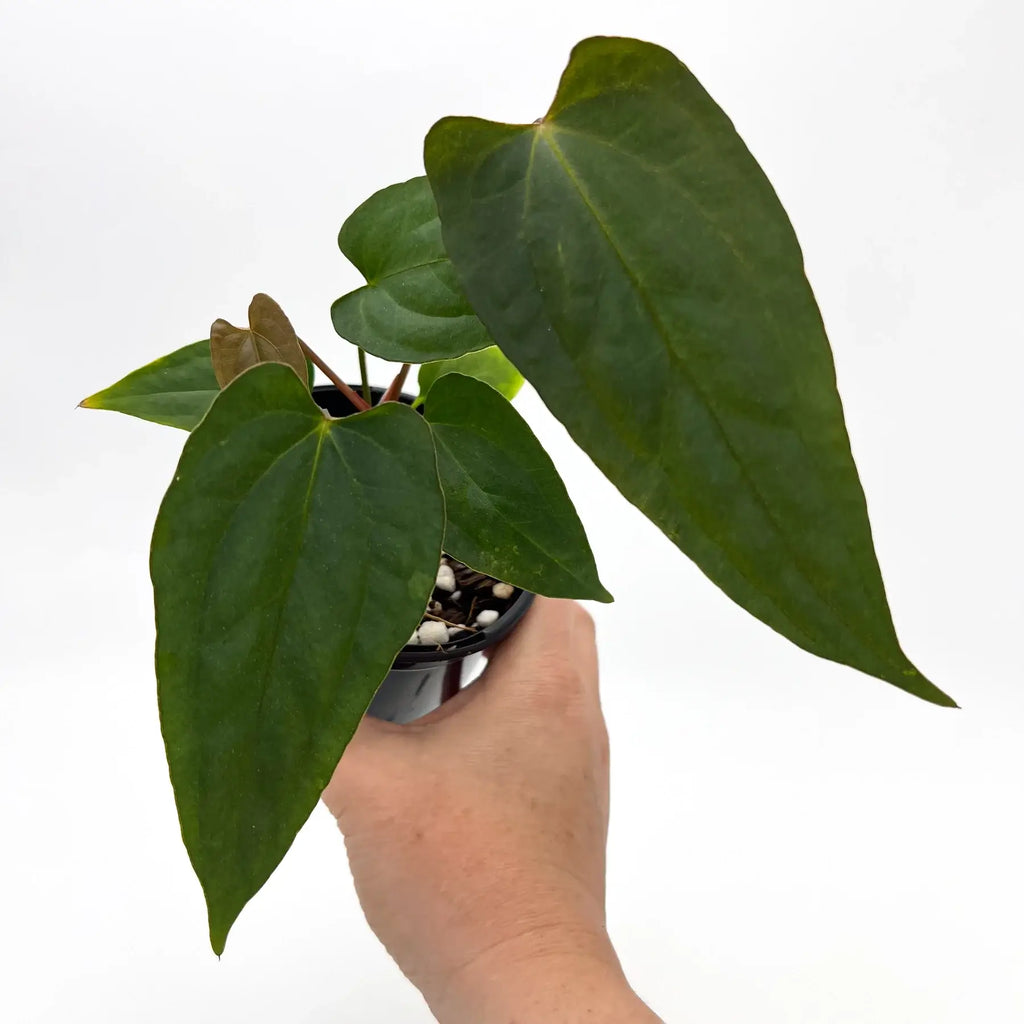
(321, 711), (398, 821)
(477, 597), (599, 709)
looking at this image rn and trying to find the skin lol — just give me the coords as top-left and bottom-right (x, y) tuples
(323, 597), (662, 1023)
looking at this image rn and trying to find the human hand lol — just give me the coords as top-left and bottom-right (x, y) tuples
(322, 597), (660, 1023)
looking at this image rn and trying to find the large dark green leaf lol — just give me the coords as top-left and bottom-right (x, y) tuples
(415, 345), (524, 406)
(80, 339), (219, 430)
(331, 176), (493, 362)
(424, 373), (610, 602)
(425, 36), (953, 705)
(151, 363), (444, 953)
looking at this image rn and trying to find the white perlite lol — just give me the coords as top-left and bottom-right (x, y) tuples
(475, 609), (500, 627)
(491, 582), (514, 600)
(417, 620), (450, 645)
(435, 564), (456, 592)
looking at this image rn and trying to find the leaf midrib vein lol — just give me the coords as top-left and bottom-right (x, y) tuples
(367, 254), (449, 286)
(535, 127), (886, 666)
(252, 426), (328, 721)
(186, 413), (323, 848)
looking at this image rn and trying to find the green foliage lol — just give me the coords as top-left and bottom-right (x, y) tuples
(151, 364), (444, 952)
(416, 346), (524, 406)
(425, 36), (953, 707)
(81, 316), (315, 431)
(81, 339), (219, 430)
(331, 176), (493, 362)
(424, 373), (610, 601)
(81, 33), (956, 957)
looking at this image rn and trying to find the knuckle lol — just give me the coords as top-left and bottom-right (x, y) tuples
(519, 656), (590, 716)
(572, 603), (596, 636)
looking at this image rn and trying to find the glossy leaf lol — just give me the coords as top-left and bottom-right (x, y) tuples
(80, 339), (219, 430)
(415, 345), (524, 407)
(81, 339), (315, 431)
(425, 36), (953, 705)
(210, 293), (308, 388)
(424, 373), (610, 601)
(331, 176), (493, 362)
(151, 363), (444, 953)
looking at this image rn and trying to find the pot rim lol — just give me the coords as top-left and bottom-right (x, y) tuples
(391, 588), (535, 670)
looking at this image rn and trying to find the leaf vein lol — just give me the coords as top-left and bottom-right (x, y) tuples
(536, 129), (884, 664)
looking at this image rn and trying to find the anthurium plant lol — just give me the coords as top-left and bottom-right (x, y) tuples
(82, 36), (956, 954)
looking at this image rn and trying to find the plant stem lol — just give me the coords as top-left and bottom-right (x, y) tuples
(357, 348), (371, 405)
(423, 611), (477, 632)
(299, 340), (370, 411)
(380, 363), (411, 404)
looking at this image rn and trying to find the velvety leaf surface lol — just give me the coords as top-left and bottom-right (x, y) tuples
(415, 345), (524, 406)
(425, 36), (952, 705)
(210, 293), (308, 388)
(424, 373), (610, 601)
(80, 339), (219, 430)
(331, 176), (493, 362)
(151, 363), (444, 952)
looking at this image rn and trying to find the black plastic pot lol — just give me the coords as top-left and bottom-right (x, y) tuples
(311, 382), (536, 723)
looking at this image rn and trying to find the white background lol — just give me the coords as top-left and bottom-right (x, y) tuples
(2, 0), (1022, 1020)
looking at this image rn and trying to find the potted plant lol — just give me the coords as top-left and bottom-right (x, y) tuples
(80, 35), (956, 956)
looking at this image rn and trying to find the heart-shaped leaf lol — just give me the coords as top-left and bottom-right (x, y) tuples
(80, 339), (220, 430)
(210, 293), (308, 388)
(424, 373), (610, 601)
(152, 363), (444, 953)
(425, 36), (953, 705)
(331, 176), (493, 362)
(416, 345), (524, 406)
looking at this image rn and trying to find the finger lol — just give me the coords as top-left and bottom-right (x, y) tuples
(480, 597), (600, 707)
(321, 711), (397, 816)
(484, 597), (595, 673)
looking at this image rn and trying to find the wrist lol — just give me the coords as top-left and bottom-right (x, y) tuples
(430, 925), (661, 1024)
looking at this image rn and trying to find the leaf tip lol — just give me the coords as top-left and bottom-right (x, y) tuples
(897, 664), (958, 709)
(207, 906), (235, 958)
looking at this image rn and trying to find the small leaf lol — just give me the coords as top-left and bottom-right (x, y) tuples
(81, 339), (316, 431)
(425, 36), (953, 705)
(152, 363), (444, 953)
(424, 373), (610, 602)
(331, 176), (493, 362)
(80, 339), (220, 430)
(416, 346), (524, 407)
(210, 293), (308, 388)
